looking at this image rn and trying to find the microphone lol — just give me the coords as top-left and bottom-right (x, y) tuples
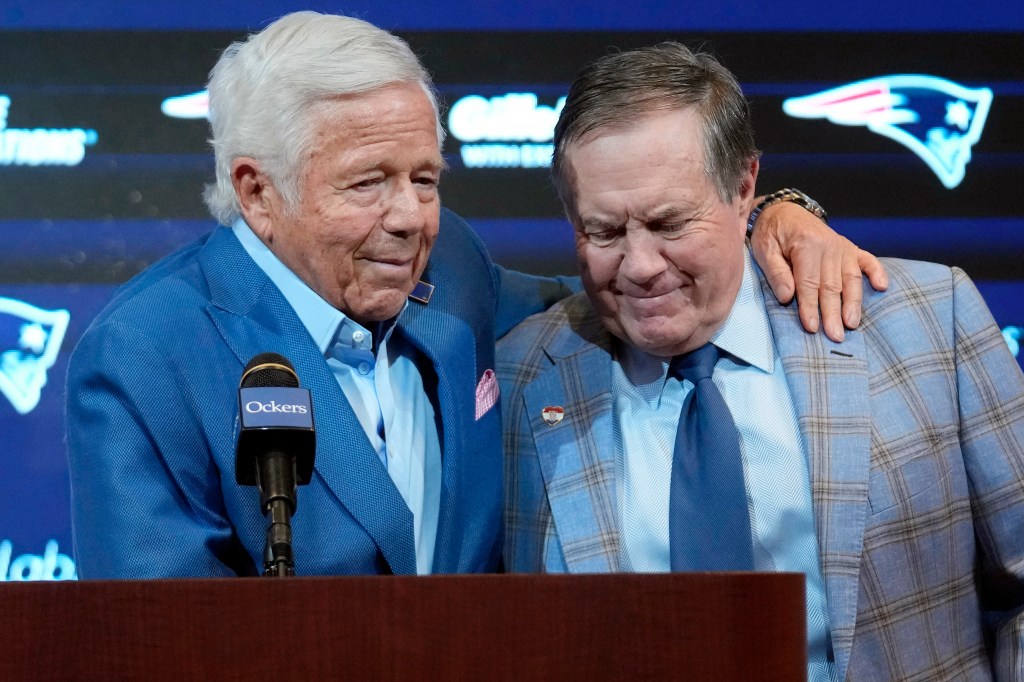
(235, 352), (316, 576)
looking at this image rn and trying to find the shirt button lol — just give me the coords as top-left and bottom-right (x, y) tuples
(352, 330), (365, 344)
(358, 361), (371, 375)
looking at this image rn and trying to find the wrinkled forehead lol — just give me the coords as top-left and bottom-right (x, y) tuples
(303, 81), (444, 150)
(563, 109), (709, 203)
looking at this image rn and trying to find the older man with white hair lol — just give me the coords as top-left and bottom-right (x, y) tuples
(67, 12), (881, 579)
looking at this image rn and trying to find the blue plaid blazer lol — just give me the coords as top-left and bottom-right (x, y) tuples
(498, 259), (1024, 681)
(67, 208), (573, 579)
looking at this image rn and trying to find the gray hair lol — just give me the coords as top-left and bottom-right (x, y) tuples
(552, 42), (759, 209)
(202, 11), (443, 226)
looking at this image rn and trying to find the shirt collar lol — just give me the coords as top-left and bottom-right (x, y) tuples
(231, 217), (404, 355)
(711, 246), (776, 374)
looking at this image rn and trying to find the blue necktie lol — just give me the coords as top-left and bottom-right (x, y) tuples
(668, 343), (754, 571)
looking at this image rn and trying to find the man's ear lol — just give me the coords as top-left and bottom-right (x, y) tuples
(736, 156), (760, 218)
(231, 157), (278, 242)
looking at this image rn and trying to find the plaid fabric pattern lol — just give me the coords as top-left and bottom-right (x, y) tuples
(498, 258), (1024, 681)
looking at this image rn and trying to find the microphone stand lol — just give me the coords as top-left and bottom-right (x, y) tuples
(255, 450), (298, 577)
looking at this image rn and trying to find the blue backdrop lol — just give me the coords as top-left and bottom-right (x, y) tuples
(1, 0), (1021, 581)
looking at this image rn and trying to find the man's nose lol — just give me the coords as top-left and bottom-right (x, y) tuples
(618, 230), (667, 283)
(381, 180), (425, 234)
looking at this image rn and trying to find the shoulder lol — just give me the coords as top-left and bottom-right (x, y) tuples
(425, 208), (496, 281)
(72, 230), (227, 373)
(860, 258), (964, 330)
(91, 232), (214, 328)
(867, 258), (988, 316)
(864, 258), (956, 306)
(497, 292), (606, 367)
(857, 258), (1009, 367)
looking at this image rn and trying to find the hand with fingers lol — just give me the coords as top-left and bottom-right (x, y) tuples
(750, 198), (888, 342)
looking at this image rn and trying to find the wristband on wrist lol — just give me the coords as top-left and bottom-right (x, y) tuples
(746, 188), (828, 237)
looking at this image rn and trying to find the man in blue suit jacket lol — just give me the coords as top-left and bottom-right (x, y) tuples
(498, 44), (1024, 680)
(66, 14), (881, 579)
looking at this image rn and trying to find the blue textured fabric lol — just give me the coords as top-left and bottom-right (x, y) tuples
(65, 208), (579, 579)
(668, 343), (754, 571)
(232, 218), (441, 575)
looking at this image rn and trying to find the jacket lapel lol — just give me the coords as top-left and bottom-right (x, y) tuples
(522, 309), (621, 573)
(198, 228), (417, 575)
(397, 297), (478, 574)
(760, 275), (871, 682)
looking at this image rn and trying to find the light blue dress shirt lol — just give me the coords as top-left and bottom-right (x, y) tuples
(613, 248), (836, 682)
(233, 219), (441, 575)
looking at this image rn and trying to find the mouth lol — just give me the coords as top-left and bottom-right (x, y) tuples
(620, 288), (673, 299)
(614, 273), (689, 300)
(615, 284), (680, 301)
(364, 255), (416, 270)
(613, 283), (688, 316)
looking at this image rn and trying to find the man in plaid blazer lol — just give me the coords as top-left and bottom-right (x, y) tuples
(498, 43), (1024, 680)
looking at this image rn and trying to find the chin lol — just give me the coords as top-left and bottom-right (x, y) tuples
(623, 322), (697, 357)
(633, 341), (684, 358)
(351, 296), (408, 325)
(612, 330), (679, 357)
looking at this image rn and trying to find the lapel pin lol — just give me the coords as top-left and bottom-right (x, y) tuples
(409, 280), (435, 304)
(541, 406), (564, 426)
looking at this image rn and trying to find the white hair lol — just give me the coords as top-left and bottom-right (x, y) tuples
(202, 11), (443, 226)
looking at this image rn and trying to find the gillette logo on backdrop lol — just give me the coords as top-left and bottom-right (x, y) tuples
(448, 93), (565, 169)
(783, 75), (993, 189)
(0, 297), (70, 415)
(163, 89), (567, 170)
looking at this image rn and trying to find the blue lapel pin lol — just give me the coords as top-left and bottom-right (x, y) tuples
(409, 281), (435, 304)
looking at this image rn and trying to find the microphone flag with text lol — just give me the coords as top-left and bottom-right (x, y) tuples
(235, 352), (316, 576)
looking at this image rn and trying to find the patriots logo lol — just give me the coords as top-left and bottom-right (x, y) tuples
(0, 297), (70, 415)
(782, 75), (993, 189)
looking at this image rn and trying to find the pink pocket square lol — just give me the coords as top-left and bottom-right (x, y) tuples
(475, 368), (500, 420)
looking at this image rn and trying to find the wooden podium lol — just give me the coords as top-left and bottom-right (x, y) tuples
(5, 573), (805, 680)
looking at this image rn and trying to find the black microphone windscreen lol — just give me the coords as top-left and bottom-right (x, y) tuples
(235, 351), (316, 488)
(241, 352), (299, 389)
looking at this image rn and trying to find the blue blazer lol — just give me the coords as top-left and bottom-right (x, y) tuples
(67, 209), (573, 578)
(498, 259), (1024, 681)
